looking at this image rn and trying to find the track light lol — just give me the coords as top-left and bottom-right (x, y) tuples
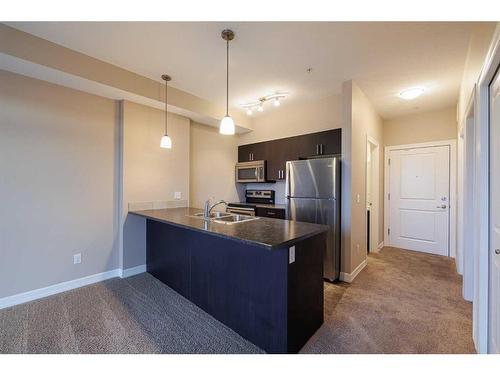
(241, 93), (287, 115)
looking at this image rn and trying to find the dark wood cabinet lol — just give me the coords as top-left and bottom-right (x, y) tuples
(238, 142), (267, 162)
(294, 129), (342, 159)
(256, 206), (286, 219)
(238, 129), (341, 182)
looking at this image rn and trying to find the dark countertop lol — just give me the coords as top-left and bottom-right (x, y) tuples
(129, 207), (327, 250)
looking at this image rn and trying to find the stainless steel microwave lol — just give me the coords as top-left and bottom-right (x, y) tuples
(235, 160), (266, 183)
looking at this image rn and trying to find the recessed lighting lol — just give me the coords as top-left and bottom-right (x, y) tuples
(274, 97), (281, 107)
(399, 87), (425, 100)
(246, 108), (253, 116)
(257, 104), (264, 112)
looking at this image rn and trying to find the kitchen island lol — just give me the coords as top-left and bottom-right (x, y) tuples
(129, 207), (327, 353)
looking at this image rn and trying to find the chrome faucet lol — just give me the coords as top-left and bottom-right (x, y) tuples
(204, 199), (228, 219)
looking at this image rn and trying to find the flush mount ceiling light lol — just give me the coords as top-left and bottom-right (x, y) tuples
(241, 93), (288, 115)
(160, 74), (172, 149)
(399, 87), (425, 100)
(219, 29), (235, 135)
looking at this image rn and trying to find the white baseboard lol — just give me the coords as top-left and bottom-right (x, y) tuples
(120, 264), (146, 278)
(0, 264), (148, 310)
(339, 258), (368, 283)
(0, 269), (121, 310)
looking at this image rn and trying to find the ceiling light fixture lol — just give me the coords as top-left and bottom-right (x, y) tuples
(399, 87), (425, 100)
(257, 99), (264, 112)
(241, 93), (288, 115)
(219, 29), (235, 135)
(160, 74), (172, 149)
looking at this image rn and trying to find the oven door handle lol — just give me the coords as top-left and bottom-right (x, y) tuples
(227, 207), (256, 216)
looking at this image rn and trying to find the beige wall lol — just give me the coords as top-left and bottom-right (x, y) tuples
(238, 94), (342, 145)
(0, 70), (119, 298)
(342, 81), (384, 275)
(121, 101), (190, 268)
(458, 23), (497, 126)
(384, 107), (457, 147)
(189, 122), (242, 209)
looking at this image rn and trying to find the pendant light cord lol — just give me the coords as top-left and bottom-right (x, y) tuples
(226, 39), (229, 117)
(164, 79), (168, 135)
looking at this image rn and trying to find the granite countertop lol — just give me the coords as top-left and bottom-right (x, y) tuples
(129, 207), (327, 250)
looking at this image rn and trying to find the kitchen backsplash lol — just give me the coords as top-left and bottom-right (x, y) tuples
(246, 181), (287, 205)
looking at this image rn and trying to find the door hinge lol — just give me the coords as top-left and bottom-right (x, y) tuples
(388, 193), (390, 200)
(388, 158), (391, 166)
(388, 228), (391, 236)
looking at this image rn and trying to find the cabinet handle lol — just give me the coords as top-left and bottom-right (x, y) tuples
(267, 211), (276, 215)
(316, 144), (319, 155)
(320, 144), (324, 155)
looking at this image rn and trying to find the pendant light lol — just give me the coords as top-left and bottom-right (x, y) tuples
(160, 74), (172, 149)
(219, 29), (235, 135)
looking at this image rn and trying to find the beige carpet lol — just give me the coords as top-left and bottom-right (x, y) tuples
(301, 247), (475, 353)
(0, 247), (474, 353)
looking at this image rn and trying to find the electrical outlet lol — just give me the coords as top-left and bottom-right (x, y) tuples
(356, 244), (360, 254)
(73, 253), (81, 264)
(289, 246), (296, 264)
(174, 192), (181, 200)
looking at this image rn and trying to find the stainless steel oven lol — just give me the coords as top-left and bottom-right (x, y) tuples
(235, 160), (266, 183)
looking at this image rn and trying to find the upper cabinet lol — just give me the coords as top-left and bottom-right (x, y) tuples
(237, 129), (341, 182)
(295, 129), (342, 158)
(238, 142), (267, 162)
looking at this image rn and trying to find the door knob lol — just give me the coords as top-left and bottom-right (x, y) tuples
(436, 204), (447, 209)
(495, 249), (500, 255)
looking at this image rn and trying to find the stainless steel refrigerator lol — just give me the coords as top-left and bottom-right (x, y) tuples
(286, 157), (341, 281)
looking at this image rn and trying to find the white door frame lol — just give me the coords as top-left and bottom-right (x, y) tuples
(459, 93), (476, 302)
(366, 135), (380, 252)
(475, 25), (500, 354)
(384, 139), (457, 258)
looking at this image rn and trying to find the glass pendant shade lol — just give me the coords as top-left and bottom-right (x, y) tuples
(160, 134), (172, 149)
(219, 115), (235, 135)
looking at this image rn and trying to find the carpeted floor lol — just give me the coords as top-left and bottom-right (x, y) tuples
(0, 247), (475, 354)
(301, 247), (475, 354)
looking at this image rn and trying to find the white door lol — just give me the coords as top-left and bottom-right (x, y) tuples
(489, 67), (500, 354)
(388, 146), (450, 256)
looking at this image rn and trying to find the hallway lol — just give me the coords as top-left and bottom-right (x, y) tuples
(302, 247), (475, 353)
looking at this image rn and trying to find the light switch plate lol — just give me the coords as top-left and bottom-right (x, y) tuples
(174, 192), (181, 200)
(74, 253), (81, 264)
(289, 246), (296, 264)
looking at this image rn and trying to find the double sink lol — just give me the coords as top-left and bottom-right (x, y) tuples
(189, 212), (259, 225)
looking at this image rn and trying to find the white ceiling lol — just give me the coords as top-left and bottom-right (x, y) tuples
(6, 22), (478, 119)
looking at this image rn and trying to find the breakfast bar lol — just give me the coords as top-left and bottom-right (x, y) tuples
(130, 207), (327, 353)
